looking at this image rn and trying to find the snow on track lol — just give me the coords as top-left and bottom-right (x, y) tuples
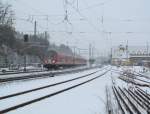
(0, 66), (111, 114)
(2, 65), (149, 114)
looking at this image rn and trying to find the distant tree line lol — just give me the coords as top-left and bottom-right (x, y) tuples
(0, 1), (14, 25)
(0, 1), (73, 62)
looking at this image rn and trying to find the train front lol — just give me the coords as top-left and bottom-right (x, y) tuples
(43, 50), (58, 70)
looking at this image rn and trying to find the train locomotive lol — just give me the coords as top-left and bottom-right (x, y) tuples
(43, 50), (87, 70)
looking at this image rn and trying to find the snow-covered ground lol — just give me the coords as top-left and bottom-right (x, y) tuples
(0, 66), (111, 114)
(0, 66), (92, 79)
(0, 65), (149, 114)
(110, 65), (150, 114)
(9, 74), (111, 114)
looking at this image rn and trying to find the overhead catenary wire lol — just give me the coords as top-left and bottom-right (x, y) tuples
(13, 0), (68, 31)
(12, 0), (150, 37)
(79, 0), (113, 11)
(13, 0), (47, 15)
(67, 1), (102, 33)
(15, 17), (48, 33)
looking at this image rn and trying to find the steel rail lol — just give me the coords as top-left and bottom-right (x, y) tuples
(114, 86), (134, 114)
(112, 86), (125, 114)
(0, 69), (103, 100)
(0, 69), (110, 114)
(118, 87), (141, 114)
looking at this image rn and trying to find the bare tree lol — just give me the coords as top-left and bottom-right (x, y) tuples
(0, 1), (14, 26)
(0, 1), (15, 49)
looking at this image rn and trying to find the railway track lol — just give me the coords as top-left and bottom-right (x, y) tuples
(113, 86), (150, 114)
(137, 87), (150, 99)
(112, 68), (150, 82)
(111, 69), (150, 87)
(110, 68), (150, 114)
(0, 66), (99, 76)
(0, 70), (46, 75)
(0, 70), (101, 100)
(0, 66), (102, 83)
(111, 68), (147, 78)
(112, 86), (125, 114)
(0, 68), (110, 113)
(113, 86), (134, 114)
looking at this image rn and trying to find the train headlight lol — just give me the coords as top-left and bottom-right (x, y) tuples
(52, 60), (56, 64)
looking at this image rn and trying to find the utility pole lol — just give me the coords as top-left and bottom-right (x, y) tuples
(89, 44), (91, 60)
(126, 40), (129, 58)
(110, 47), (112, 64)
(146, 42), (149, 55)
(73, 46), (76, 64)
(89, 44), (92, 66)
(92, 46), (94, 59)
(34, 21), (37, 39)
(23, 34), (29, 72)
(44, 31), (48, 39)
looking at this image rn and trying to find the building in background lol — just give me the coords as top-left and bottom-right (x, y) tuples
(111, 45), (150, 67)
(111, 45), (130, 66)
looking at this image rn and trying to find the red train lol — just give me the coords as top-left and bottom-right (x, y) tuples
(43, 50), (87, 69)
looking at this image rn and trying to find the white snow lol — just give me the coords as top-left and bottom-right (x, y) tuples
(0, 66), (90, 79)
(0, 65), (149, 114)
(0, 66), (112, 114)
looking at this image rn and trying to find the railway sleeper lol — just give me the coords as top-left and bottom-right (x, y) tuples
(128, 89), (149, 109)
(135, 90), (150, 104)
(137, 87), (150, 99)
(134, 90), (150, 110)
(114, 86), (134, 114)
(124, 88), (147, 110)
(112, 87), (125, 114)
(118, 87), (141, 114)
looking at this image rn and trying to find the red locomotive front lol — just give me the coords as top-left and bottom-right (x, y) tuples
(43, 50), (87, 69)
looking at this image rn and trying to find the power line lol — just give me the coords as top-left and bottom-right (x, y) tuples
(15, 17), (48, 33)
(79, 0), (113, 11)
(13, 0), (105, 34)
(13, 0), (46, 15)
(103, 31), (150, 34)
(61, 0), (74, 34)
(99, 17), (150, 23)
(13, 0), (67, 29)
(67, 2), (102, 33)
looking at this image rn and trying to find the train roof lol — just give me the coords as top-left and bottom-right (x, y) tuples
(47, 49), (86, 59)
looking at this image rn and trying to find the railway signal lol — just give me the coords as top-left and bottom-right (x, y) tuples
(23, 34), (29, 72)
(24, 34), (29, 42)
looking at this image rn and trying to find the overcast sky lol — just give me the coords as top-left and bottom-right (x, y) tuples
(3, 0), (150, 56)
